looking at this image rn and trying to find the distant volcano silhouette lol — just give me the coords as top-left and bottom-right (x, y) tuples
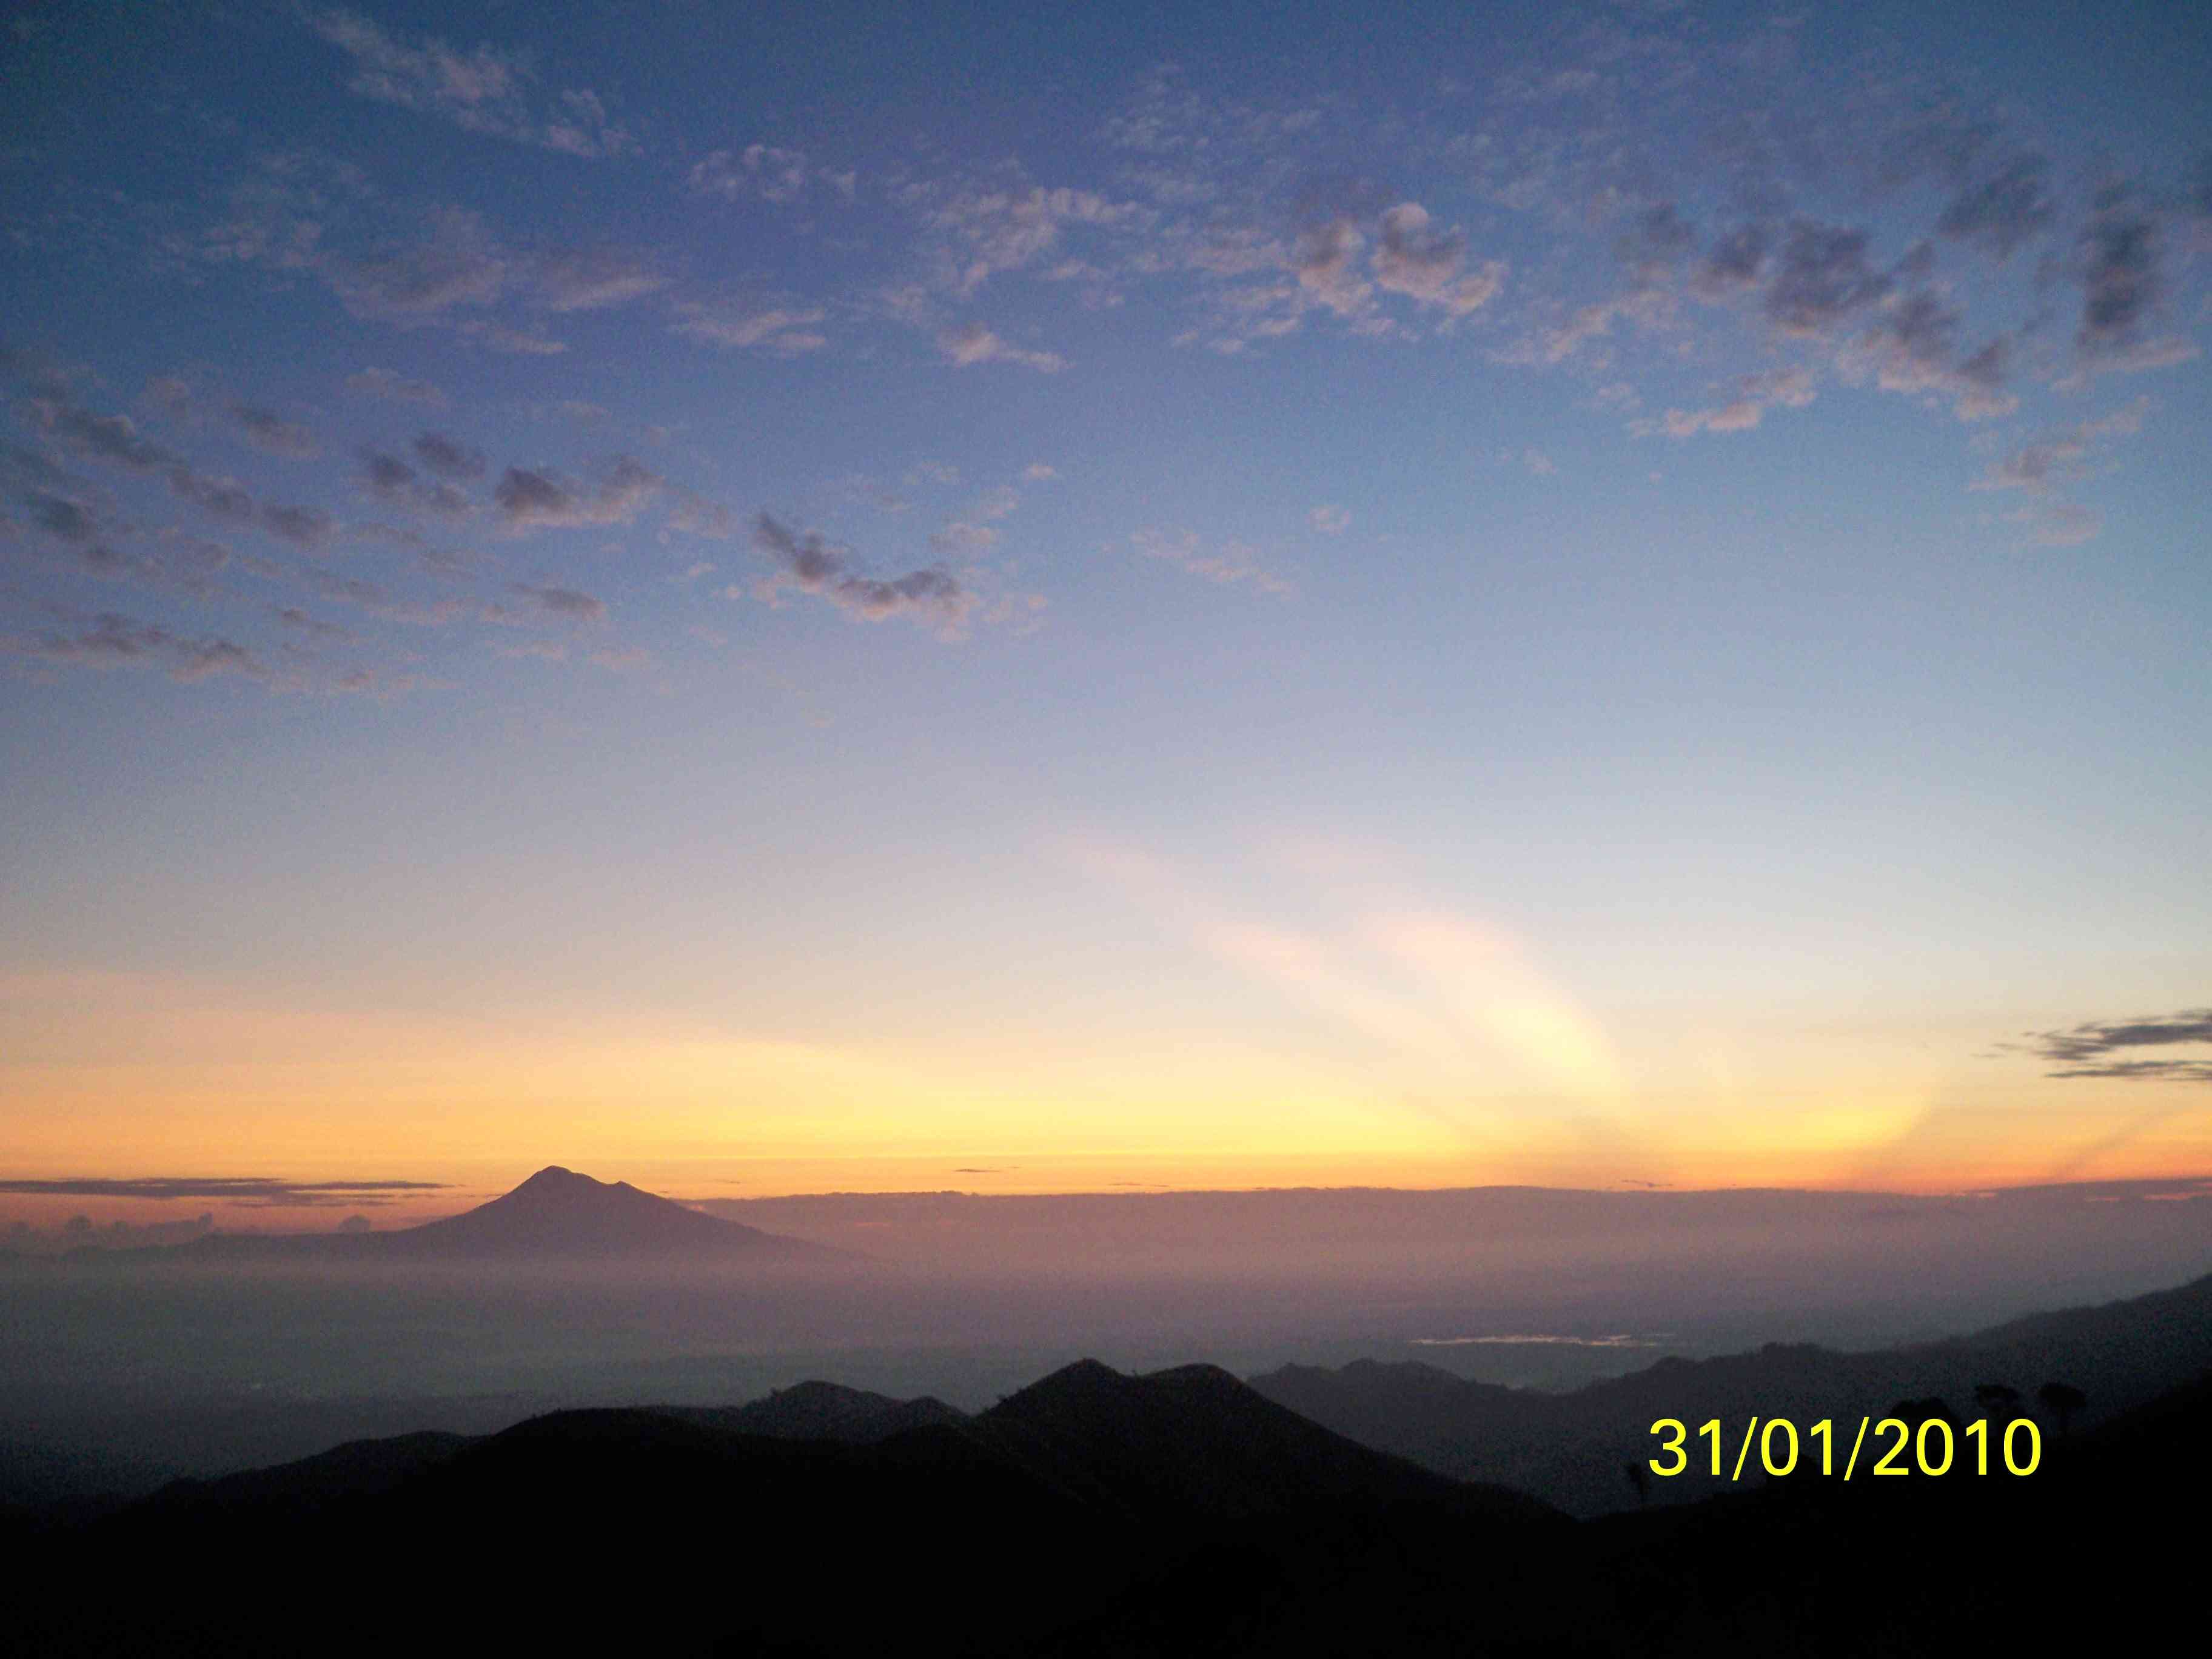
(138, 1166), (845, 1263)
(382, 1167), (839, 1260)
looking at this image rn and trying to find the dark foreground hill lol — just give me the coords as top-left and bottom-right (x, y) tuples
(5, 1358), (1557, 1658)
(8, 1353), (2199, 1655)
(1251, 1262), (2212, 1514)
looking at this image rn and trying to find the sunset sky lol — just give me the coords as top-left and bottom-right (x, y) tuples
(4, 1), (2209, 1228)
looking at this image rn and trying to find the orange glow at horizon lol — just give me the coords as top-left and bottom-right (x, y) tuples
(4, 959), (2208, 1233)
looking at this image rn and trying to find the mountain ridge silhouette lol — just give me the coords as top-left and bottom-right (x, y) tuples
(13, 1347), (2201, 1655)
(1248, 1259), (2212, 1513)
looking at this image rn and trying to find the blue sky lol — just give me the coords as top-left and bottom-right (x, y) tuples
(2, 1), (2208, 1208)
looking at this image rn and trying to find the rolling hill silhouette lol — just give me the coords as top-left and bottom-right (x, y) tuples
(7, 1358), (1558, 1656)
(14, 1352), (2200, 1654)
(8, 1310), (2206, 1657)
(666, 1378), (971, 1442)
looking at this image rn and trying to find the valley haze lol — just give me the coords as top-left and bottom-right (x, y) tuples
(4, 1164), (2206, 1506)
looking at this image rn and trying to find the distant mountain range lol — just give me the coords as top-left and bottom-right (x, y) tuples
(1249, 1263), (2212, 1514)
(76, 1165), (843, 1263)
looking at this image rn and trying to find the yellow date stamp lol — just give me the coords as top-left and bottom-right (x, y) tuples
(1649, 1416), (2042, 1480)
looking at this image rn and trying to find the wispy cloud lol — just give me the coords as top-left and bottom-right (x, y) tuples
(229, 403), (320, 458)
(1970, 398), (2147, 493)
(345, 366), (447, 406)
(508, 581), (608, 622)
(1130, 528), (1289, 594)
(937, 322), (1067, 372)
(308, 8), (637, 157)
(2008, 1010), (2212, 1083)
(671, 300), (829, 355)
(688, 144), (852, 205)
(1640, 366), (1816, 438)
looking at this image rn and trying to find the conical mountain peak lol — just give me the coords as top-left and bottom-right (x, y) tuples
(385, 1165), (840, 1261)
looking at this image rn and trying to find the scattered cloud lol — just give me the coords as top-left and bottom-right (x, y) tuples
(937, 322), (1066, 372)
(532, 247), (670, 313)
(1641, 366), (1817, 438)
(1615, 202), (1697, 286)
(929, 520), (1000, 556)
(666, 491), (739, 539)
(303, 569), (468, 628)
(1937, 153), (2055, 259)
(163, 463), (339, 551)
(229, 404), (320, 458)
(411, 431), (486, 481)
(28, 397), (181, 472)
(275, 605), (352, 641)
(258, 501), (338, 549)
(164, 465), (256, 523)
(466, 321), (568, 355)
(1372, 202), (1504, 315)
(927, 183), (1143, 295)
(2, 609), (266, 683)
(2075, 185), (2162, 360)
(688, 144), (849, 204)
(1848, 291), (2018, 420)
(2006, 501), (2101, 546)
(492, 457), (659, 531)
(361, 449), (472, 518)
(2059, 335), (2200, 384)
(1130, 528), (1290, 594)
(1763, 221), (1892, 337)
(671, 300), (829, 355)
(307, 8), (637, 157)
(508, 582), (608, 622)
(1309, 505), (1351, 534)
(747, 512), (972, 629)
(1291, 217), (1370, 318)
(345, 367), (447, 406)
(1970, 398), (2147, 493)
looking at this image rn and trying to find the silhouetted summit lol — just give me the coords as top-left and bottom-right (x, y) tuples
(979, 1358), (1552, 1525)
(120, 1165), (844, 1264)
(386, 1165), (838, 1259)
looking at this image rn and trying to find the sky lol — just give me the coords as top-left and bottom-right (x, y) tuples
(3, 0), (2210, 1228)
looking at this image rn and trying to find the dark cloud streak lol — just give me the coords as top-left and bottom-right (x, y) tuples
(750, 512), (971, 628)
(2008, 1009), (2212, 1084)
